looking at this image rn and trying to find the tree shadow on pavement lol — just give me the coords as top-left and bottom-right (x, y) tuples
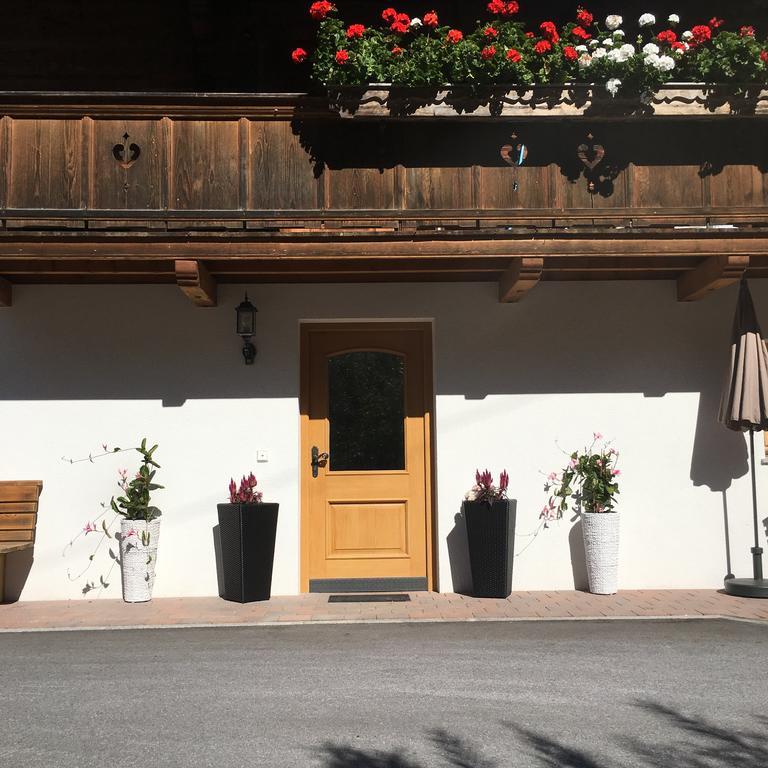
(315, 701), (768, 767)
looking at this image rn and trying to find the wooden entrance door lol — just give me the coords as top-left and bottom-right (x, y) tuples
(300, 323), (433, 593)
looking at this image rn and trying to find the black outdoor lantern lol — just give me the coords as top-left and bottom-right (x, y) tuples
(236, 293), (257, 365)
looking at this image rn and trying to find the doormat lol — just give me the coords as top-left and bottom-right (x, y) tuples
(328, 594), (411, 603)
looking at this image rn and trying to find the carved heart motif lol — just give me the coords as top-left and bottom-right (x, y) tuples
(112, 134), (141, 169)
(577, 142), (605, 171)
(500, 142), (529, 167)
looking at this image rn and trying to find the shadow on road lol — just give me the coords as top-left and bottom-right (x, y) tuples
(315, 701), (768, 767)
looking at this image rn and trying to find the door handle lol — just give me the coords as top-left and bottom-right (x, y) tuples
(311, 446), (329, 478)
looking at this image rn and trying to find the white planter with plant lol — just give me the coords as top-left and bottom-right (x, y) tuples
(63, 438), (163, 602)
(542, 433), (621, 595)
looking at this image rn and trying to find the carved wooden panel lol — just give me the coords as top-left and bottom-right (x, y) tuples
(8, 119), (83, 208)
(249, 120), (318, 210)
(170, 120), (240, 209)
(89, 120), (165, 209)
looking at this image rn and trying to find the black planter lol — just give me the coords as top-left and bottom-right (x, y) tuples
(463, 499), (516, 598)
(216, 503), (279, 603)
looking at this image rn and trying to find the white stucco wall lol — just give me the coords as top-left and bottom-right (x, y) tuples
(1, 279), (765, 600)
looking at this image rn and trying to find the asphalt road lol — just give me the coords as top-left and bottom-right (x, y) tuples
(1, 619), (766, 767)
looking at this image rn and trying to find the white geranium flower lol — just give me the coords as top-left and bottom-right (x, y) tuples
(606, 78), (622, 97)
(681, 30), (693, 41)
(410, 17), (422, 28)
(575, 44), (588, 53)
(602, 37), (615, 47)
(578, 53), (593, 69)
(673, 45), (685, 56)
(613, 30), (626, 39)
(643, 43), (660, 56)
(589, 38), (601, 48)
(607, 48), (623, 62)
(668, 14), (680, 25)
(592, 47), (608, 59)
(639, 13), (656, 27)
(620, 43), (636, 57)
(644, 52), (661, 68)
(657, 54), (675, 71)
(605, 15), (623, 31)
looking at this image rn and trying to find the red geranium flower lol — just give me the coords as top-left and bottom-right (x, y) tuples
(741, 26), (756, 37)
(691, 25), (712, 45)
(563, 45), (578, 60)
(761, 50), (768, 63)
(481, 45), (497, 60)
(391, 12), (410, 34)
(657, 29), (677, 45)
(346, 23), (366, 39)
(505, 1), (519, 14)
(424, 10), (439, 28)
(309, 1), (335, 21)
(335, 49), (350, 65)
(446, 29), (463, 44)
(540, 21), (560, 44)
(291, 48), (308, 63)
(381, 7), (397, 23)
(484, 26), (498, 38)
(576, 7), (593, 26)
(506, 48), (522, 63)
(571, 26), (591, 41)
(671, 41), (686, 52)
(534, 39), (552, 54)
(391, 46), (404, 56)
(487, 0), (518, 15)
(709, 17), (724, 29)
(525, 31), (535, 38)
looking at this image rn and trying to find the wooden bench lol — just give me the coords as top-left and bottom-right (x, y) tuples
(0, 481), (43, 602)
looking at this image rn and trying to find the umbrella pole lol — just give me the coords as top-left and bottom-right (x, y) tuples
(750, 429), (764, 581)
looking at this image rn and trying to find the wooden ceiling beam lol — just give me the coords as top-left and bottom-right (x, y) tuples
(677, 255), (749, 302)
(0, 277), (11, 307)
(499, 257), (544, 303)
(174, 260), (217, 307)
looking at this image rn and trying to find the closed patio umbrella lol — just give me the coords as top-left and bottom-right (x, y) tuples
(720, 280), (768, 598)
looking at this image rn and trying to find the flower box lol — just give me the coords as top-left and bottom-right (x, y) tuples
(330, 83), (768, 119)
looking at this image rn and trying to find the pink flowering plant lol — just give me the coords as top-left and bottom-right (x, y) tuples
(62, 438), (162, 596)
(465, 469), (510, 503)
(541, 434), (620, 523)
(228, 472), (264, 503)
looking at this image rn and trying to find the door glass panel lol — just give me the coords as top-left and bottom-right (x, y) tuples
(328, 351), (405, 471)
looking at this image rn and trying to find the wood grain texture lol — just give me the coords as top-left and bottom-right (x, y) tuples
(8, 119), (82, 208)
(499, 257), (544, 303)
(677, 255), (749, 301)
(0, 482), (43, 502)
(175, 259), (217, 306)
(171, 120), (240, 209)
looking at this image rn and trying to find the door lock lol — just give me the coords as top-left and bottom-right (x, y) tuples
(311, 446), (329, 478)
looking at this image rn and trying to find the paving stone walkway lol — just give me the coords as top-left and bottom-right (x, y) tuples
(1, 589), (767, 631)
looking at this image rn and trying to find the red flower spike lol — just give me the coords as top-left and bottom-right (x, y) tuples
(346, 24), (366, 39)
(446, 29), (463, 44)
(423, 10), (438, 28)
(228, 478), (237, 503)
(309, 1), (335, 21)
(576, 7), (593, 26)
(335, 49), (350, 64)
(291, 48), (308, 64)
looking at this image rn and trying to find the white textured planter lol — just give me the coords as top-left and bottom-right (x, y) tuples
(581, 511), (620, 595)
(119, 518), (161, 603)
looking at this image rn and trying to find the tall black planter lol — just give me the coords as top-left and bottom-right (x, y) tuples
(216, 503), (279, 603)
(463, 499), (516, 598)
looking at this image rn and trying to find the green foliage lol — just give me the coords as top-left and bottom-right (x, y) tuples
(110, 438), (163, 522)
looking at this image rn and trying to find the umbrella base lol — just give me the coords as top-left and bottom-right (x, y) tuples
(724, 577), (768, 598)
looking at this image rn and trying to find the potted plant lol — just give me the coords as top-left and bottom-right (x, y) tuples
(112, 439), (163, 603)
(463, 469), (515, 598)
(542, 434), (621, 595)
(217, 473), (279, 603)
